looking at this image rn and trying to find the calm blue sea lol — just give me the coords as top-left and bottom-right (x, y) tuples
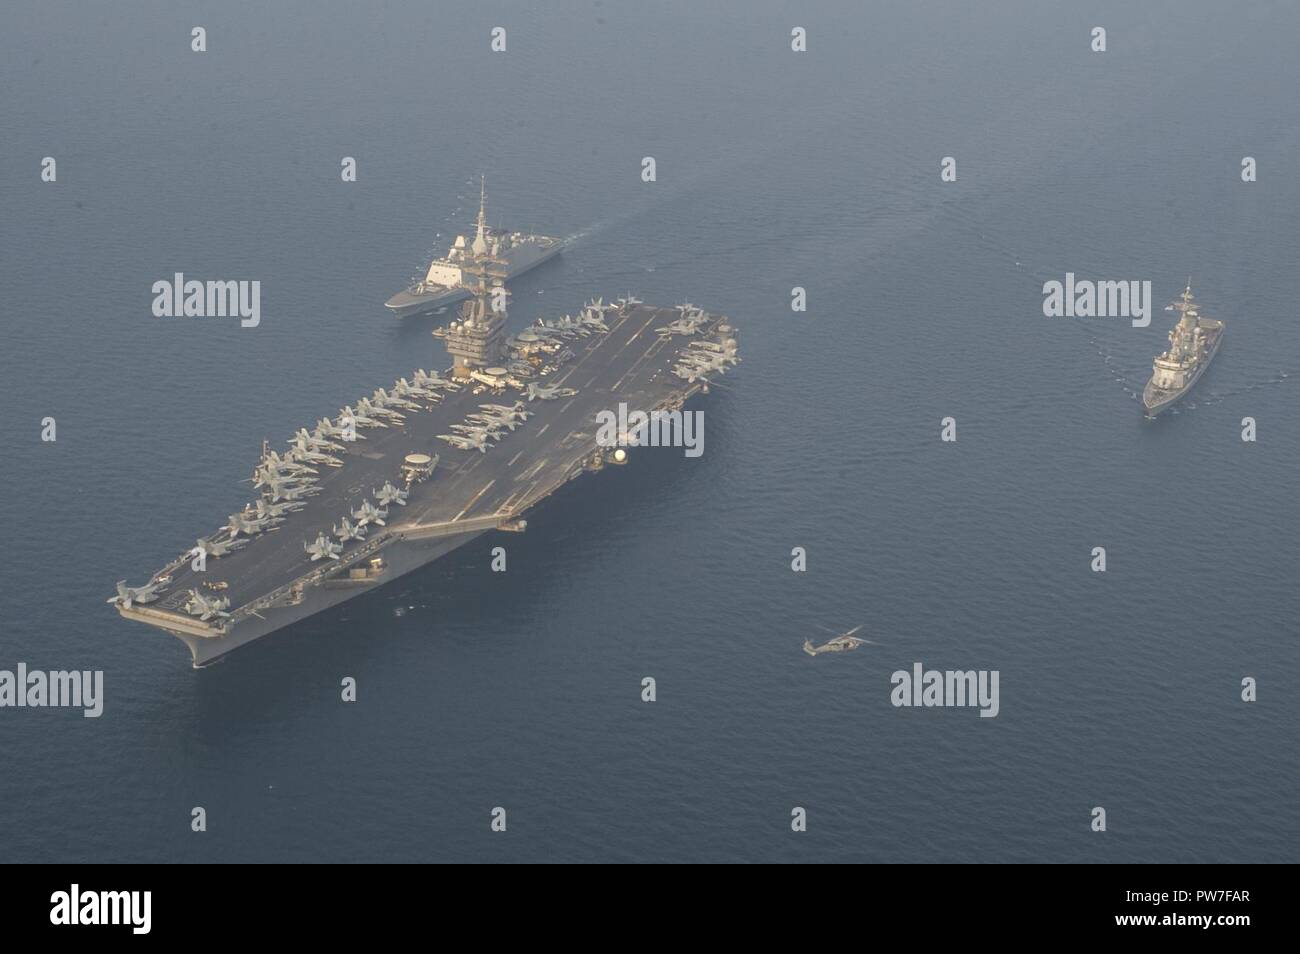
(0, 0), (1296, 862)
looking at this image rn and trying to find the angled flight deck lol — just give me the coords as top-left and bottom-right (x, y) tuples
(110, 286), (739, 666)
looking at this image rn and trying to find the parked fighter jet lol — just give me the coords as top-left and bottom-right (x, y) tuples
(394, 378), (438, 401)
(352, 501), (389, 529)
(197, 535), (248, 558)
(452, 422), (503, 440)
(357, 396), (404, 423)
(262, 449), (316, 476)
(255, 498), (304, 520)
(373, 482), (408, 507)
(338, 406), (384, 432)
(373, 387), (421, 412)
(579, 309), (609, 332)
(413, 369), (461, 391)
(525, 382), (577, 401)
(184, 589), (231, 621)
(294, 427), (343, 452)
(289, 435), (343, 467)
(437, 432), (490, 453)
(317, 416), (363, 442)
(469, 413), (521, 432)
(106, 578), (167, 609)
(226, 511), (274, 538)
(264, 477), (320, 503)
(481, 401), (530, 421)
(304, 533), (343, 561)
(333, 518), (367, 543)
(657, 316), (701, 336)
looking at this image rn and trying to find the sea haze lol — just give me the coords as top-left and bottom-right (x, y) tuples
(0, 0), (1296, 862)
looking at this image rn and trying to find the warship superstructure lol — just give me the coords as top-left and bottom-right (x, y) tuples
(1142, 281), (1224, 417)
(110, 250), (739, 666)
(384, 177), (563, 319)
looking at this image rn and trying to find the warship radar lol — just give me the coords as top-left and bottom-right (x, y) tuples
(110, 242), (739, 666)
(1143, 281), (1224, 417)
(385, 177), (563, 320)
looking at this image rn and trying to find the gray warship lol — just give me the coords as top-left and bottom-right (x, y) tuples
(109, 249), (739, 667)
(1142, 281), (1224, 417)
(384, 177), (563, 319)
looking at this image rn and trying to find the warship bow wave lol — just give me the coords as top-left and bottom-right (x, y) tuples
(110, 254), (739, 666)
(1142, 281), (1224, 417)
(384, 177), (563, 319)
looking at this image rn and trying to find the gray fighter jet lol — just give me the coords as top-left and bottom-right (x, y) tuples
(255, 498), (304, 520)
(106, 578), (167, 609)
(184, 589), (232, 621)
(295, 427), (343, 452)
(264, 477), (320, 503)
(352, 500), (389, 528)
(525, 382), (577, 401)
(197, 535), (248, 558)
(304, 533), (343, 561)
(357, 397), (404, 424)
(437, 432), (490, 453)
(373, 387), (421, 412)
(413, 369), (461, 391)
(333, 517), (367, 543)
(226, 511), (274, 538)
(373, 481), (409, 507)
(339, 405), (386, 430)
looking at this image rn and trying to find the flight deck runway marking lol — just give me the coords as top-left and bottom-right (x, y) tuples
(453, 479), (496, 521)
(612, 337), (668, 392)
(507, 450), (525, 467)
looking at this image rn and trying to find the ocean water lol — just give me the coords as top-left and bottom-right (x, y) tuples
(0, 0), (1296, 862)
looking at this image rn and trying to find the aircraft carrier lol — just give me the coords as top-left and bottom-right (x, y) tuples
(109, 255), (739, 667)
(1143, 281), (1224, 417)
(384, 177), (563, 319)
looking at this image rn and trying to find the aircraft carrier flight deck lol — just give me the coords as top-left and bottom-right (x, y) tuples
(110, 296), (739, 666)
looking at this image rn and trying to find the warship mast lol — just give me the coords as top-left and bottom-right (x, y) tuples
(442, 177), (512, 375)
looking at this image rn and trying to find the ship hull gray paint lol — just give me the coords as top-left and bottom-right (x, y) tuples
(385, 242), (563, 319)
(115, 302), (732, 667)
(1143, 332), (1223, 418)
(171, 529), (488, 667)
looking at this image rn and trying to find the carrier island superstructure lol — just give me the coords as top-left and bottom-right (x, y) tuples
(1142, 281), (1224, 417)
(384, 177), (563, 319)
(109, 253), (739, 666)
